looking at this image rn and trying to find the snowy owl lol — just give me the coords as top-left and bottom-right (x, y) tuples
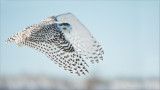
(6, 13), (104, 76)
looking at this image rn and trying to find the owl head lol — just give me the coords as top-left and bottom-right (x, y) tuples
(57, 23), (72, 34)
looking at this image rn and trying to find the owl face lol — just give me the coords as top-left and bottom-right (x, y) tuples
(59, 23), (72, 34)
(6, 13), (104, 76)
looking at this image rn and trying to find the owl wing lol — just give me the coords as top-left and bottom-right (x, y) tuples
(6, 22), (89, 76)
(55, 13), (104, 64)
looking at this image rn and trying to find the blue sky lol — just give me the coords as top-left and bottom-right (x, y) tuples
(0, 0), (159, 79)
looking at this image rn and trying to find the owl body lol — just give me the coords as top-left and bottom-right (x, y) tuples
(6, 13), (104, 76)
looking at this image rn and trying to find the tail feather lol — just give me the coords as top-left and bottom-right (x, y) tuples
(6, 36), (16, 43)
(6, 32), (19, 43)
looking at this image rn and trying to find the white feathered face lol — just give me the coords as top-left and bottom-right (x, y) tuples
(6, 13), (104, 76)
(59, 23), (72, 34)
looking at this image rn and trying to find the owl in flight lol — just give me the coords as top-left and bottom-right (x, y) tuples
(6, 13), (104, 76)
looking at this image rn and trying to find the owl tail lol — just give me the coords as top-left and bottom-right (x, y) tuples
(6, 33), (24, 47)
(6, 35), (16, 43)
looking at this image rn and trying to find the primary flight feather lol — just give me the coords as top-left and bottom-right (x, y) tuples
(6, 13), (104, 76)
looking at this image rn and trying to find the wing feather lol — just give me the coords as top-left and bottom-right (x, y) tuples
(19, 23), (89, 76)
(6, 13), (104, 76)
(55, 13), (104, 64)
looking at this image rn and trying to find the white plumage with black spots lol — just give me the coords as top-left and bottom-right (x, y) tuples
(6, 13), (104, 76)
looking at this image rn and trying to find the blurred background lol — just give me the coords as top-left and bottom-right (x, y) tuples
(0, 0), (159, 90)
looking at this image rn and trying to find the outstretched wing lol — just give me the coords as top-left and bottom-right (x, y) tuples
(6, 21), (89, 76)
(6, 13), (104, 76)
(55, 13), (104, 64)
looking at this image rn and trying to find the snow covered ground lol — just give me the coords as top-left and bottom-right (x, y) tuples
(0, 76), (159, 90)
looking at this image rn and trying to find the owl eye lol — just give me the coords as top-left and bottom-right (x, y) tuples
(63, 27), (67, 30)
